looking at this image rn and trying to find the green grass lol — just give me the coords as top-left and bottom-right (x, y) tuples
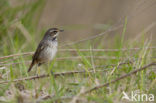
(0, 0), (156, 103)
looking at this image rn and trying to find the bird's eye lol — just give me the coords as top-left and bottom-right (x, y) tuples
(53, 31), (57, 34)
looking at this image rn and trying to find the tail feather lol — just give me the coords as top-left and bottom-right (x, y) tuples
(28, 62), (35, 72)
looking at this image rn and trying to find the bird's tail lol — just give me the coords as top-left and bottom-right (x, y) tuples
(28, 62), (34, 72)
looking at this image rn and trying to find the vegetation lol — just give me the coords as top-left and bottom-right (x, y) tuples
(0, 0), (155, 103)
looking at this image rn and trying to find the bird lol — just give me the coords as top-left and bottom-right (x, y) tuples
(28, 28), (64, 73)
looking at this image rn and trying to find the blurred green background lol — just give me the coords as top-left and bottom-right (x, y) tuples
(0, 0), (156, 56)
(0, 0), (156, 102)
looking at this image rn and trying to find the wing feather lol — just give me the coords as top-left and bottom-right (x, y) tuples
(32, 41), (48, 62)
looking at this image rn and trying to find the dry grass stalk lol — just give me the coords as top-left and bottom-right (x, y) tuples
(0, 47), (156, 60)
(59, 47), (156, 52)
(82, 62), (156, 94)
(0, 61), (132, 84)
(29, 62), (156, 102)
(0, 56), (133, 67)
(0, 69), (110, 84)
(0, 52), (33, 60)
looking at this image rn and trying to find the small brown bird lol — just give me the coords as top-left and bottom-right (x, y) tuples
(28, 28), (64, 72)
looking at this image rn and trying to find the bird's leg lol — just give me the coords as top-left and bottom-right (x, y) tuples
(36, 64), (40, 76)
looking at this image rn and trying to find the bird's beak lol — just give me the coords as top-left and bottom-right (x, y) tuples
(59, 29), (64, 32)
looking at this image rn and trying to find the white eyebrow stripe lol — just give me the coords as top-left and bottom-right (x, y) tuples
(50, 30), (53, 32)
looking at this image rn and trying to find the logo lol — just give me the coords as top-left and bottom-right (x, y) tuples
(122, 90), (155, 102)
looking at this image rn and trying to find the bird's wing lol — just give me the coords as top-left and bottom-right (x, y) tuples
(28, 41), (48, 72)
(32, 41), (48, 62)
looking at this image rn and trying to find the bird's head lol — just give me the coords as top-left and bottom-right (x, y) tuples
(44, 28), (64, 41)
